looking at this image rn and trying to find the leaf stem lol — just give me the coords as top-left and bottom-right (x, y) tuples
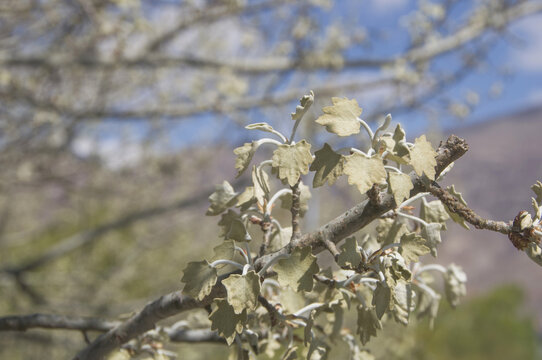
(234, 245), (250, 264)
(293, 303), (324, 317)
(397, 212), (429, 227)
(210, 259), (245, 270)
(266, 189), (292, 214)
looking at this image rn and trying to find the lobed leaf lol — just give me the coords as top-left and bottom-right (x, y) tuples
(274, 246), (319, 292)
(315, 97), (362, 136)
(291, 91), (314, 121)
(206, 181), (239, 216)
(208, 298), (247, 345)
(356, 305), (382, 345)
(388, 172), (413, 205)
(399, 232), (430, 264)
(337, 237), (362, 268)
(309, 143), (344, 188)
(181, 260), (217, 301)
(343, 154), (386, 195)
(409, 135), (437, 180)
(222, 271), (261, 314)
(271, 140), (313, 186)
(234, 142), (259, 178)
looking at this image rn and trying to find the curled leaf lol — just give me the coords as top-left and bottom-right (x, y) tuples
(399, 232), (430, 264)
(209, 298), (247, 345)
(357, 305), (382, 345)
(444, 264), (467, 308)
(291, 90), (314, 121)
(206, 181), (239, 216)
(234, 142), (259, 178)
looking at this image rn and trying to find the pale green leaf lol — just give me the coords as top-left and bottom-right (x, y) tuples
(275, 246), (319, 292)
(444, 263), (467, 308)
(372, 283), (390, 319)
(226, 218), (250, 242)
(356, 305), (382, 345)
(376, 219), (409, 246)
(343, 154), (386, 194)
(417, 290), (440, 329)
(399, 232), (430, 264)
(222, 271), (261, 314)
(280, 181), (311, 216)
(307, 338), (328, 360)
(382, 252), (412, 284)
(236, 186), (255, 210)
(409, 135), (437, 180)
(390, 280), (414, 325)
(206, 181), (239, 216)
(269, 226), (293, 252)
(444, 185), (470, 229)
(525, 243), (542, 267)
(233, 142), (258, 178)
(420, 200), (450, 230)
(209, 298), (247, 345)
(337, 237), (362, 268)
(315, 97), (362, 136)
(421, 223), (442, 257)
(218, 210), (241, 237)
(271, 140), (313, 186)
(291, 91), (314, 121)
(309, 143), (344, 188)
(531, 180), (542, 203)
(252, 165), (271, 205)
(211, 240), (236, 263)
(181, 260), (217, 301)
(388, 172), (413, 205)
(281, 346), (298, 360)
(531, 198), (541, 221)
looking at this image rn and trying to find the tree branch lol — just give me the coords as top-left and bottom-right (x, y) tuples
(71, 134), (468, 359)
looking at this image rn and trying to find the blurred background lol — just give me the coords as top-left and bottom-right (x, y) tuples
(1, 0), (542, 358)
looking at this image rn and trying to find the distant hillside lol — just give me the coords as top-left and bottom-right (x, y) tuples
(436, 106), (542, 328)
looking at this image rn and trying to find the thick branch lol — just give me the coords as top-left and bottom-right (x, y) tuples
(0, 314), (120, 332)
(290, 179), (301, 241)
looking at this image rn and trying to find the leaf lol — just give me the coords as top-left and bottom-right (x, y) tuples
(245, 122), (277, 133)
(222, 271), (261, 314)
(417, 290), (440, 329)
(531, 180), (542, 203)
(218, 210), (241, 237)
(525, 243), (542, 267)
(280, 181), (311, 216)
(252, 165), (271, 205)
(372, 283), (391, 319)
(420, 200), (450, 230)
(181, 260), (217, 301)
(269, 226), (293, 251)
(443, 185), (470, 229)
(376, 219), (408, 246)
(390, 280), (414, 325)
(309, 143), (344, 188)
(356, 306), (382, 345)
(307, 338), (328, 360)
(236, 186), (255, 210)
(337, 237), (362, 268)
(388, 172), (413, 205)
(271, 140), (313, 186)
(274, 246), (319, 292)
(409, 135), (437, 180)
(226, 218), (250, 242)
(281, 346), (298, 360)
(291, 90), (314, 121)
(421, 223), (442, 257)
(233, 142), (259, 178)
(343, 154), (386, 194)
(444, 264), (467, 308)
(209, 298), (247, 345)
(399, 233), (430, 264)
(315, 97), (362, 136)
(211, 240), (236, 263)
(206, 181), (239, 216)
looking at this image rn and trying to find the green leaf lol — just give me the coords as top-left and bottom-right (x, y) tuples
(252, 165), (271, 205)
(211, 240), (236, 263)
(372, 283), (391, 319)
(409, 135), (437, 180)
(337, 237), (362, 268)
(531, 180), (542, 203)
(222, 271), (261, 314)
(421, 223), (442, 257)
(271, 140), (313, 186)
(382, 252), (412, 284)
(275, 246), (319, 292)
(206, 181), (239, 216)
(420, 200), (450, 230)
(209, 298), (247, 345)
(236, 186), (256, 211)
(444, 264), (467, 308)
(245, 122), (277, 133)
(343, 154), (386, 194)
(280, 181), (311, 217)
(269, 226), (293, 252)
(388, 172), (413, 205)
(390, 280), (414, 325)
(377, 219), (408, 246)
(315, 97), (362, 136)
(309, 143), (344, 188)
(233, 142), (259, 178)
(356, 305), (382, 345)
(399, 232), (430, 264)
(291, 90), (314, 121)
(181, 260), (217, 301)
(218, 210), (241, 237)
(226, 218), (250, 242)
(443, 185), (470, 229)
